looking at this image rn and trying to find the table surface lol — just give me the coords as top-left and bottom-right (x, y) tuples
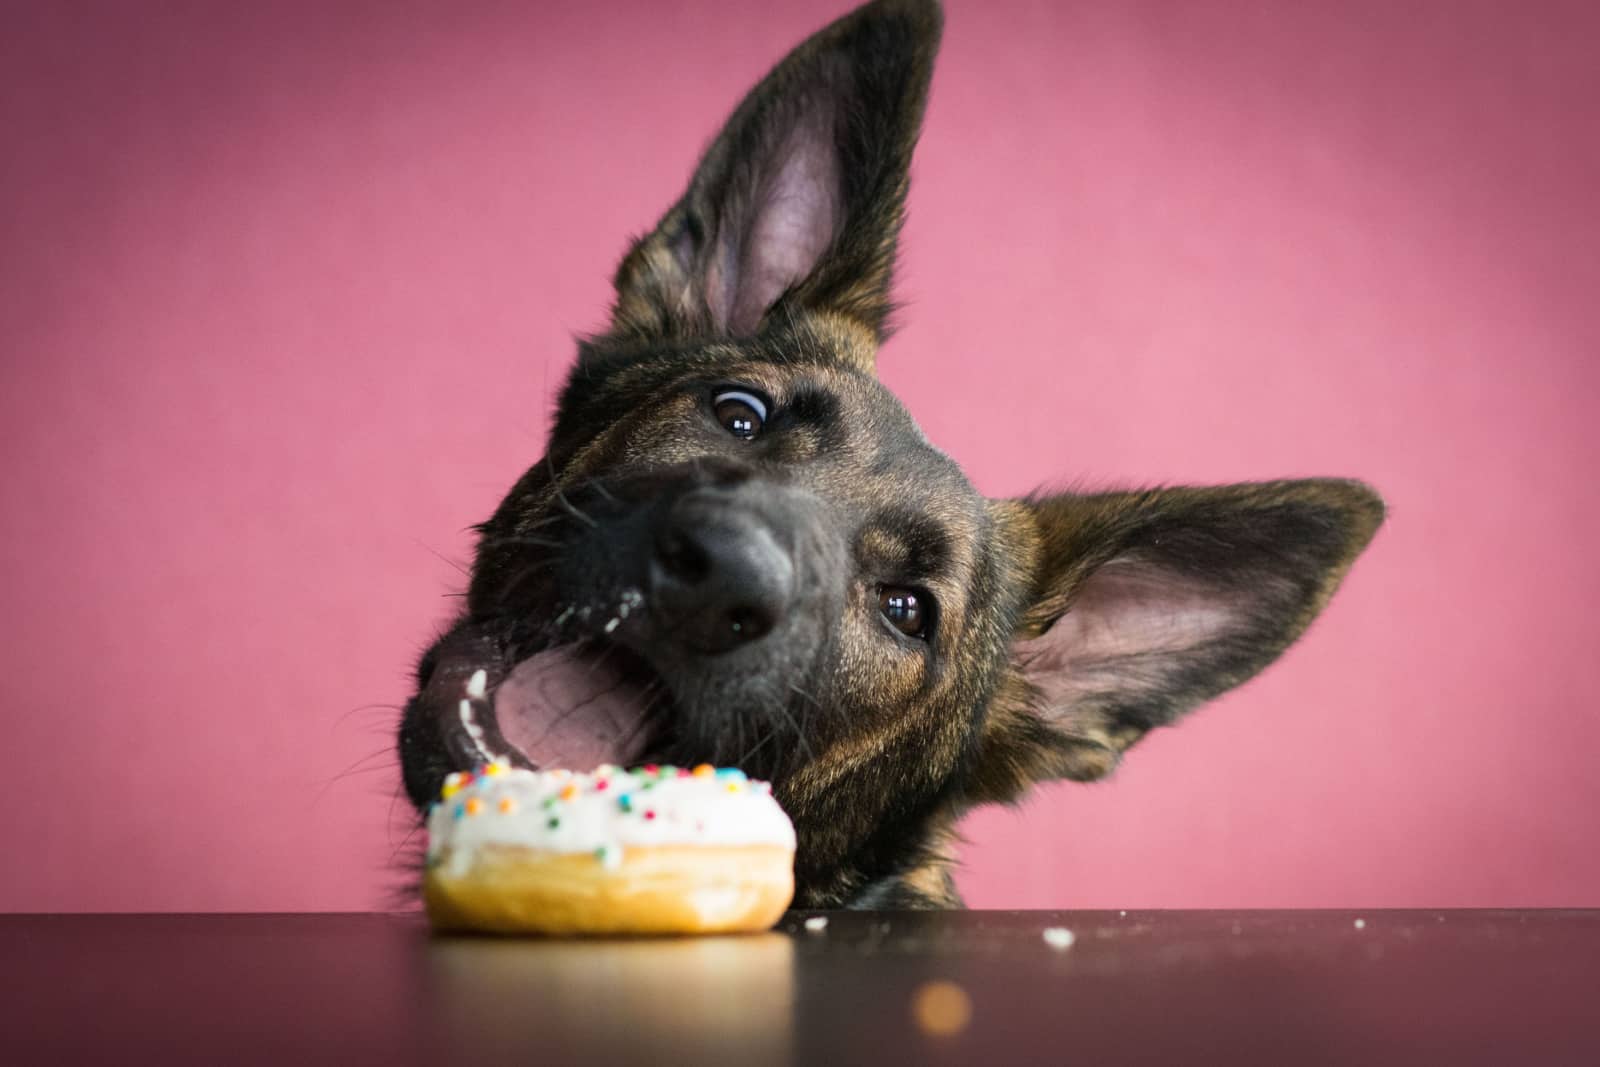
(3, 910), (1597, 1065)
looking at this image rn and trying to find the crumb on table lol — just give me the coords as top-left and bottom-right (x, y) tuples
(1042, 927), (1076, 950)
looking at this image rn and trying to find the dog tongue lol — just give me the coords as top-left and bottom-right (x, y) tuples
(492, 646), (653, 770)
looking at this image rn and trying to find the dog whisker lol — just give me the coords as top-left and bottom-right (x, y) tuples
(492, 556), (556, 612)
(786, 682), (821, 709)
(387, 781), (424, 853)
(583, 475), (618, 504)
(773, 690), (816, 766)
(312, 747), (403, 811)
(477, 535), (566, 551)
(388, 818), (425, 865)
(413, 537), (470, 576)
(332, 701), (404, 730)
(614, 681), (665, 757)
(546, 454), (597, 528)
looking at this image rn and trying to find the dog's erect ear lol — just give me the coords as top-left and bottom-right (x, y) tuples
(972, 480), (1385, 798)
(605, 0), (941, 350)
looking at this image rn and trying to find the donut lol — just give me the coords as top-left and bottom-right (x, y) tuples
(424, 761), (796, 935)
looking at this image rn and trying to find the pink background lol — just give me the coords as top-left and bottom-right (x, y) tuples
(3, 0), (1596, 912)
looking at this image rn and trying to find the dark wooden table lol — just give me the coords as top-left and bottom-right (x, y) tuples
(3, 910), (1596, 1064)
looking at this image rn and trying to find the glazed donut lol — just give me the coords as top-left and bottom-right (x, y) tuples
(424, 761), (796, 935)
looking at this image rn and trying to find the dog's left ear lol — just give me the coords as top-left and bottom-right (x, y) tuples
(605, 0), (942, 349)
(972, 479), (1385, 799)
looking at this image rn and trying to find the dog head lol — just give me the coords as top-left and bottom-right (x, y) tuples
(398, 0), (1383, 906)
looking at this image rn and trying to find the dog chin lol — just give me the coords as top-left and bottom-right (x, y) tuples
(490, 643), (664, 770)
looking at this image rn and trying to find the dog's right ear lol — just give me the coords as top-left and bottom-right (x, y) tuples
(604, 0), (942, 351)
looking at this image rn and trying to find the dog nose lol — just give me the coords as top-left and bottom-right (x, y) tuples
(650, 503), (795, 654)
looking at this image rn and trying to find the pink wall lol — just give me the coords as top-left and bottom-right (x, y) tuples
(2, 0), (1596, 912)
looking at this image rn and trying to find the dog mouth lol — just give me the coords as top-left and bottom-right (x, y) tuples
(488, 642), (667, 770)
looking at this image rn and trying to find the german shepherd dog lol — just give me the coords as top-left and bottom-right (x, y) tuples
(397, 0), (1383, 908)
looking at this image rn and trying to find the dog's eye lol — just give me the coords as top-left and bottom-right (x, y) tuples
(879, 586), (929, 639)
(713, 389), (767, 440)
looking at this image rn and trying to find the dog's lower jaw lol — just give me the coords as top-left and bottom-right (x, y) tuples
(398, 623), (517, 809)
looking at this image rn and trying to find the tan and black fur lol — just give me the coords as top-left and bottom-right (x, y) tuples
(397, 0), (1383, 909)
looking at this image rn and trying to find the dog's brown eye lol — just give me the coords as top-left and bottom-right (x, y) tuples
(713, 389), (767, 440)
(879, 587), (928, 638)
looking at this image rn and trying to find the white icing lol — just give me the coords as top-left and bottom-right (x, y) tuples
(426, 763), (796, 864)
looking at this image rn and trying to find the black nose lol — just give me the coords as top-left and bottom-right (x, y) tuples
(650, 496), (795, 654)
